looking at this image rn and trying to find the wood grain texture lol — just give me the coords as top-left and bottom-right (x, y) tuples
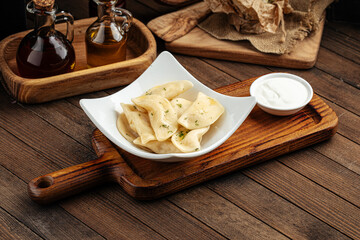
(169, 187), (289, 239)
(0, 17), (156, 103)
(27, 77), (338, 204)
(243, 160), (360, 239)
(207, 173), (350, 239)
(0, 166), (104, 240)
(0, 208), (41, 240)
(147, 2), (211, 42)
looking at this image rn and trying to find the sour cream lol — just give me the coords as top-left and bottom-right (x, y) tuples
(254, 77), (308, 109)
(250, 73), (313, 116)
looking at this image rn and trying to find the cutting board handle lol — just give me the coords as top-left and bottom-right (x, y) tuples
(28, 155), (120, 204)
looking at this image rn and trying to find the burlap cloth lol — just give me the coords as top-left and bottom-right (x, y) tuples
(198, 0), (334, 54)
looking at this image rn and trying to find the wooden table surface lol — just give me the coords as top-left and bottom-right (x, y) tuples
(1, 1), (360, 239)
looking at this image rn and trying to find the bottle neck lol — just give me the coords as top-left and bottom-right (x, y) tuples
(27, 1), (56, 35)
(34, 13), (55, 33)
(96, 2), (115, 22)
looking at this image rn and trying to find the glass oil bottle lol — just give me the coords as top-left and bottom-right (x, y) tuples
(85, 0), (132, 68)
(16, 0), (76, 78)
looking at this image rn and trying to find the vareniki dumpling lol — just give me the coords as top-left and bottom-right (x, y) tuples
(116, 113), (138, 142)
(170, 98), (193, 118)
(116, 81), (225, 154)
(171, 126), (210, 153)
(132, 95), (178, 141)
(133, 138), (182, 154)
(144, 80), (193, 100)
(178, 92), (225, 129)
(121, 103), (156, 144)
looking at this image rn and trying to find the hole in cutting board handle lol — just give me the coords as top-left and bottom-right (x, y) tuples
(35, 176), (54, 188)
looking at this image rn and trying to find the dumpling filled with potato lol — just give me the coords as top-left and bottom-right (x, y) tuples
(116, 81), (224, 154)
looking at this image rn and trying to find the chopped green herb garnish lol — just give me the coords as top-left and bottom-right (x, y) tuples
(195, 120), (199, 126)
(177, 104), (182, 108)
(177, 131), (185, 140)
(165, 110), (169, 113)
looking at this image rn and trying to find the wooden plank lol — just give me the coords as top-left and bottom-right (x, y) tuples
(169, 187), (289, 239)
(279, 147), (360, 206)
(0, 90), (93, 168)
(243, 160), (360, 239)
(100, 187), (226, 239)
(0, 208), (42, 240)
(315, 47), (360, 88)
(207, 172), (351, 240)
(312, 134), (360, 175)
(0, 165), (104, 240)
(61, 193), (166, 240)
(323, 99), (360, 145)
(321, 26), (360, 64)
(321, 22), (360, 58)
(325, 22), (360, 48)
(25, 99), (102, 149)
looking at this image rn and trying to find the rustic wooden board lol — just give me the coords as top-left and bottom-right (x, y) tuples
(165, 21), (325, 69)
(0, 17), (156, 103)
(27, 77), (338, 204)
(147, 1), (325, 69)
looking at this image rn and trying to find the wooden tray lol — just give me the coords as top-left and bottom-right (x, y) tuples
(28, 77), (338, 204)
(0, 17), (156, 104)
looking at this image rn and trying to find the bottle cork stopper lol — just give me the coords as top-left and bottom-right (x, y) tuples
(33, 0), (55, 11)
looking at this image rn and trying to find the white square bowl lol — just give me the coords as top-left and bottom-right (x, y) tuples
(80, 51), (256, 162)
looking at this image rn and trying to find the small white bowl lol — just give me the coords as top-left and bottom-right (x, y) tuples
(80, 51), (256, 162)
(250, 73), (313, 116)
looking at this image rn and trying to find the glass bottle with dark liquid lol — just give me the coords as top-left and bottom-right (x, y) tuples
(85, 0), (132, 68)
(16, 0), (75, 78)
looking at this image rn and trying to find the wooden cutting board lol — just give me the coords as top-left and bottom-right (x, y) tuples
(147, 2), (325, 69)
(28, 77), (338, 204)
(165, 22), (325, 69)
